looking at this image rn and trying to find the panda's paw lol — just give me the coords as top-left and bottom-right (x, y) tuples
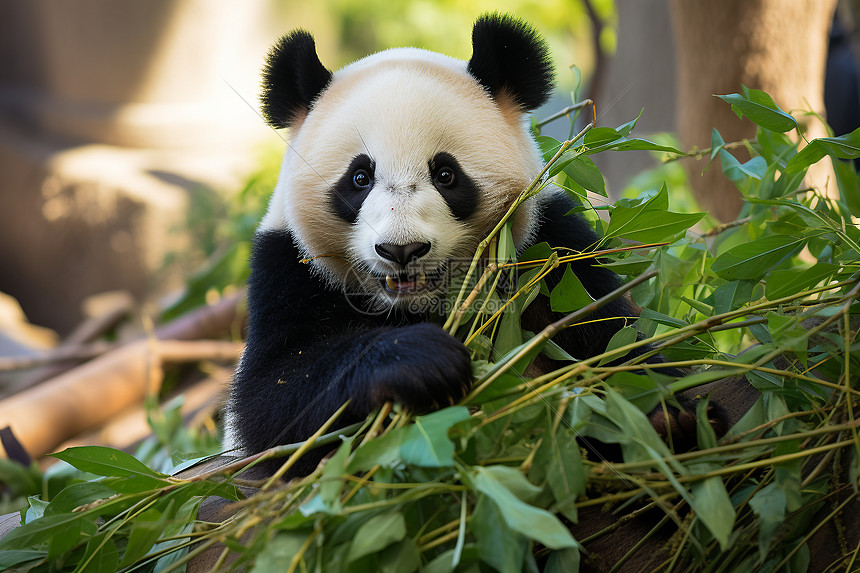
(364, 324), (472, 412)
(647, 398), (728, 452)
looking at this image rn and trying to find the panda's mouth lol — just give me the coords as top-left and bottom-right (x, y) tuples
(380, 267), (446, 295)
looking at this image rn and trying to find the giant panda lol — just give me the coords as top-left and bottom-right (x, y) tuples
(224, 14), (690, 471)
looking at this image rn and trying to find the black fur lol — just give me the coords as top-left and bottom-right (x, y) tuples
(229, 230), (472, 474)
(467, 14), (555, 111)
(521, 195), (642, 361)
(331, 154), (375, 223)
(430, 152), (480, 220)
(261, 31), (332, 129)
(229, 196), (655, 474)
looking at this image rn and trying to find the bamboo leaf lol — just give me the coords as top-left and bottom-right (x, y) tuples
(0, 550), (46, 569)
(785, 126), (860, 172)
(765, 263), (838, 300)
(51, 446), (166, 480)
(711, 236), (805, 280)
(689, 471), (735, 549)
(719, 150), (767, 182)
(749, 483), (787, 560)
(473, 466), (577, 550)
(605, 184), (704, 243)
(347, 511), (406, 562)
(562, 156), (606, 196)
(399, 407), (471, 467)
(717, 88), (797, 133)
(471, 496), (528, 573)
(550, 266), (593, 313)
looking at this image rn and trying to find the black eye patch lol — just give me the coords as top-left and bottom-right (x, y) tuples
(429, 152), (479, 220)
(331, 154), (375, 224)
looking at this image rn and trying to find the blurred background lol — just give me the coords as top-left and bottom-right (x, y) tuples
(0, 0), (614, 341)
(0, 0), (858, 466)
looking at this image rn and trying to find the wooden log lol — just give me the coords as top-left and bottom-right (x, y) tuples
(0, 339), (242, 459)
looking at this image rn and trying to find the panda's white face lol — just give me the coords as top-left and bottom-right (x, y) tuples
(260, 48), (545, 310)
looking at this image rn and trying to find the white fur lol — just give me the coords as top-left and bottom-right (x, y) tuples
(261, 47), (546, 303)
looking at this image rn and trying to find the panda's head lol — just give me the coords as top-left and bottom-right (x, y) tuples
(259, 14), (554, 311)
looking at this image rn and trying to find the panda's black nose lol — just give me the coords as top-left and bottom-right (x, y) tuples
(375, 242), (431, 266)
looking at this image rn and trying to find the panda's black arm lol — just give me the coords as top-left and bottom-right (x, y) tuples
(228, 230), (471, 458)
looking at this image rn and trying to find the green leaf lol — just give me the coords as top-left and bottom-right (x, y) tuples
(550, 266), (593, 313)
(749, 483), (787, 560)
(520, 241), (553, 262)
(719, 150), (767, 182)
(767, 313), (808, 366)
(345, 406), (470, 473)
(605, 371), (662, 412)
(756, 125), (796, 165)
(696, 399), (719, 450)
(712, 280), (754, 314)
(689, 473), (735, 549)
(51, 521), (90, 565)
(596, 254), (653, 276)
(711, 236), (805, 281)
(541, 339), (577, 362)
(51, 446), (165, 480)
(716, 88), (797, 133)
(545, 431), (586, 522)
(772, 166), (807, 198)
(706, 128), (725, 171)
(0, 512), (87, 550)
(472, 466), (577, 549)
(471, 496), (528, 573)
(0, 550), (46, 568)
(497, 221), (515, 263)
(562, 156), (606, 196)
(45, 482), (115, 515)
(598, 326), (638, 365)
(833, 158), (860, 217)
(610, 138), (683, 153)
(774, 439), (803, 512)
(544, 548), (582, 573)
(584, 127), (623, 148)
(151, 497), (201, 573)
(785, 126), (860, 173)
(615, 110), (643, 136)
(495, 297), (525, 357)
(538, 136), (563, 163)
(25, 496), (47, 523)
(347, 511), (407, 562)
(378, 539), (421, 573)
(399, 407), (471, 467)
(78, 533), (120, 573)
(250, 532), (309, 573)
(579, 124), (682, 155)
(639, 308), (688, 329)
(100, 474), (170, 493)
(119, 512), (166, 568)
(765, 263), (838, 300)
(317, 436), (354, 514)
(422, 546), (480, 573)
(605, 184), (705, 243)
(606, 210), (705, 243)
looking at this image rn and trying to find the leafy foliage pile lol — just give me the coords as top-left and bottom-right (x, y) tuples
(2, 89), (860, 572)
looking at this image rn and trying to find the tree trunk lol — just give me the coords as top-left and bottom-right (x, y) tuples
(671, 0), (836, 222)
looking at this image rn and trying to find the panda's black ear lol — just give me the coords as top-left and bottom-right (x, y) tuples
(467, 14), (554, 111)
(261, 31), (333, 129)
